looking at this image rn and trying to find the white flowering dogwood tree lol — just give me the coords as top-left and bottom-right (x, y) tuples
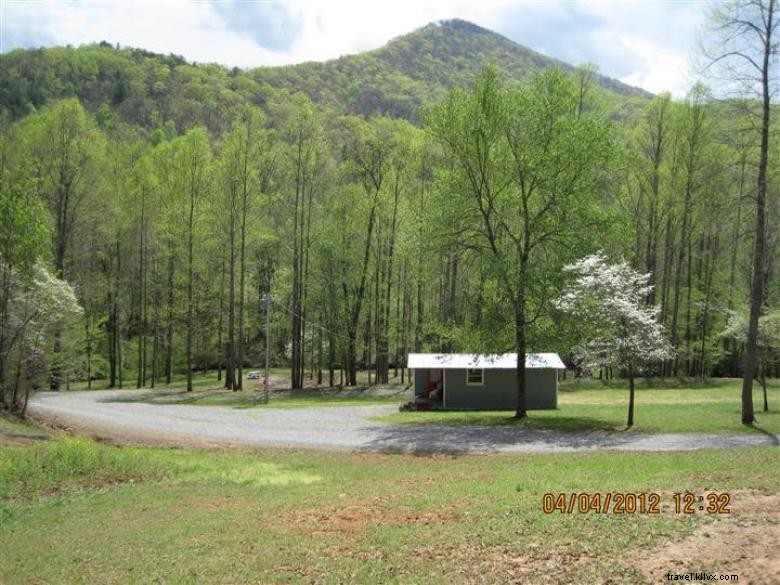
(555, 253), (674, 427)
(2, 262), (82, 412)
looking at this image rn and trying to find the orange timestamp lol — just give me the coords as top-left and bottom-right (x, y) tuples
(541, 492), (731, 515)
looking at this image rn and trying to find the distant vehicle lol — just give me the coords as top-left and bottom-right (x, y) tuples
(247, 371), (262, 380)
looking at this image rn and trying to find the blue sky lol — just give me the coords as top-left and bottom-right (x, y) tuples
(0, 0), (708, 96)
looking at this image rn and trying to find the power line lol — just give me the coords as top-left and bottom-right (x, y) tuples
(267, 297), (351, 342)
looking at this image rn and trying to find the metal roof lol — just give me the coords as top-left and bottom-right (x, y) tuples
(407, 353), (565, 370)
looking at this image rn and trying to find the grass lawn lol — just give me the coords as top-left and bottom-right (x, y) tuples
(103, 386), (407, 409)
(70, 368), (410, 393)
(0, 418), (777, 584)
(377, 378), (780, 436)
(72, 368), (411, 409)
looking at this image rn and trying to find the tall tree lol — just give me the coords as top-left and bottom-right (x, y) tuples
(0, 122), (50, 407)
(428, 68), (614, 418)
(556, 253), (675, 426)
(157, 128), (211, 392)
(275, 97), (325, 389)
(20, 99), (103, 389)
(340, 117), (396, 386)
(705, 0), (778, 423)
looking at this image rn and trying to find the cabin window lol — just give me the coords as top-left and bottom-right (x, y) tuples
(466, 368), (483, 385)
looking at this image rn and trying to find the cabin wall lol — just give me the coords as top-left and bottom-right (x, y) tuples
(413, 369), (428, 398)
(444, 368), (557, 410)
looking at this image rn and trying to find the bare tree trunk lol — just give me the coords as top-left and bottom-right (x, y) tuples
(627, 367), (636, 427)
(415, 279), (423, 353)
(514, 267), (528, 419)
(226, 195), (237, 391)
(741, 0), (775, 424)
(728, 152), (746, 311)
(344, 187), (380, 387)
(394, 265), (401, 380)
(317, 318), (323, 386)
(377, 174), (401, 384)
(514, 300), (527, 419)
(137, 189), (147, 389)
(107, 291), (116, 388)
(400, 263), (409, 384)
(116, 240), (123, 389)
(237, 127), (253, 392)
(0, 266), (9, 400)
(217, 257), (225, 382)
(165, 253), (174, 385)
(698, 232), (717, 378)
(85, 314), (92, 390)
(762, 373), (769, 412)
(186, 184), (195, 392)
(290, 144), (303, 391)
(684, 235), (693, 376)
(117, 319), (123, 389)
(659, 214), (675, 326)
(671, 186), (692, 375)
(150, 298), (159, 389)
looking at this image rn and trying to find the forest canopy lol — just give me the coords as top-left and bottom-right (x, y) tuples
(0, 17), (777, 419)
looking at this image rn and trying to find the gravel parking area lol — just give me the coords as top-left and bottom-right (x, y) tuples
(27, 389), (778, 454)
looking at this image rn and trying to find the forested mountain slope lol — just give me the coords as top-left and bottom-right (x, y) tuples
(4, 12), (772, 418)
(0, 19), (648, 129)
(252, 19), (650, 120)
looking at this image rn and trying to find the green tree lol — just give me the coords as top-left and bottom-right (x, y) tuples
(704, 0), (778, 424)
(557, 253), (675, 426)
(156, 128), (211, 392)
(428, 68), (615, 417)
(17, 98), (105, 390)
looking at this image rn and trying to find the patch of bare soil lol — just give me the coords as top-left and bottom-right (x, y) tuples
(634, 491), (780, 584)
(279, 495), (462, 536)
(405, 543), (598, 584)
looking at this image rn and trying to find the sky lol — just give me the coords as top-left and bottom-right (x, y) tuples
(0, 0), (709, 97)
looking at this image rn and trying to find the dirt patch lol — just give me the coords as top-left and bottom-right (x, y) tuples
(633, 491), (780, 584)
(408, 543), (599, 584)
(280, 495), (462, 536)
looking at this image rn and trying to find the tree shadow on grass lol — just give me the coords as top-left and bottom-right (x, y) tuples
(364, 418), (639, 455)
(743, 423), (779, 445)
(414, 413), (621, 433)
(514, 415), (623, 433)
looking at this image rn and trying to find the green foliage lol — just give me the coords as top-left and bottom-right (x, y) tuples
(427, 67), (617, 353)
(0, 18), (772, 399)
(0, 437), (168, 500)
(0, 175), (48, 271)
(0, 21), (647, 132)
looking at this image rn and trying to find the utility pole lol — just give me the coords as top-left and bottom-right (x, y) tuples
(262, 293), (271, 404)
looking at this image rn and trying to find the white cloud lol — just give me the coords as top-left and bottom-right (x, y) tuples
(1, 0), (706, 96)
(3, 0), (294, 66)
(617, 35), (693, 96)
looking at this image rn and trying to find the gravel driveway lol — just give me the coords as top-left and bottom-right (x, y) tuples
(27, 389), (779, 454)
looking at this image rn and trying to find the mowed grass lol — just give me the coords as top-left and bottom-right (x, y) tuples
(77, 367), (410, 408)
(377, 378), (780, 435)
(104, 387), (406, 409)
(0, 422), (777, 584)
(71, 367), (410, 393)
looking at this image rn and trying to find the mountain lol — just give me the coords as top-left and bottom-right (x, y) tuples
(0, 19), (650, 130)
(253, 19), (650, 120)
